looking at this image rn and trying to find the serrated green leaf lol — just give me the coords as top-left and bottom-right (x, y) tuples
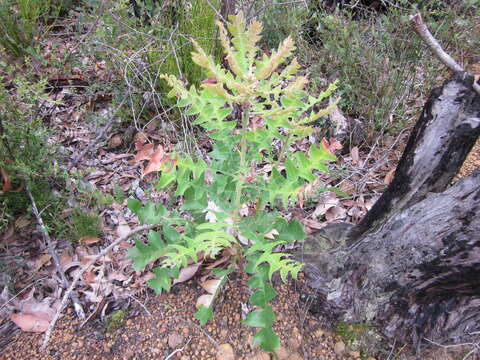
(147, 230), (165, 250)
(177, 97), (192, 107)
(147, 266), (179, 294)
(212, 267), (235, 277)
(128, 237), (169, 271)
(137, 202), (167, 224)
(277, 219), (306, 243)
(194, 305), (214, 325)
(127, 198), (142, 214)
(163, 225), (181, 244)
(156, 169), (177, 189)
(243, 306), (275, 328)
(249, 283), (277, 307)
(253, 327), (280, 353)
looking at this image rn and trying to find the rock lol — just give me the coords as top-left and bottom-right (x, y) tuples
(168, 332), (184, 348)
(334, 341), (346, 356)
(216, 343), (235, 360)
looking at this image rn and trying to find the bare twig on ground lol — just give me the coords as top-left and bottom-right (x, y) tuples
(165, 338), (192, 360)
(26, 187), (85, 319)
(41, 224), (160, 351)
(424, 338), (480, 360)
(129, 295), (152, 317)
(410, 13), (480, 95)
(68, 95), (128, 171)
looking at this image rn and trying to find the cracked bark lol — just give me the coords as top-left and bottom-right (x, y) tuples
(299, 72), (480, 348)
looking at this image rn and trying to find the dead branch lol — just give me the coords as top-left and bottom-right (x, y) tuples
(26, 187), (85, 319)
(41, 223), (160, 351)
(410, 13), (480, 95)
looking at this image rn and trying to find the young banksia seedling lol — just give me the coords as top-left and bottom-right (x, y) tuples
(128, 11), (338, 353)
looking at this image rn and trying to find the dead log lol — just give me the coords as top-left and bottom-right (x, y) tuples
(299, 72), (480, 349)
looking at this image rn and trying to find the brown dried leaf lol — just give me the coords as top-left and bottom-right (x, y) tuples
(1, 167), (11, 192)
(205, 255), (231, 270)
(33, 254), (51, 272)
(80, 236), (101, 245)
(301, 218), (326, 234)
(134, 143), (154, 163)
(325, 205), (347, 222)
(313, 193), (339, 217)
(173, 263), (201, 285)
(10, 313), (50, 333)
(265, 229), (279, 239)
(201, 279), (221, 294)
(384, 168), (396, 185)
(142, 145), (165, 177)
(196, 294), (214, 309)
(107, 271), (129, 282)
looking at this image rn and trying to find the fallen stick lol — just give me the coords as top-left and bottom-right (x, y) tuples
(41, 223), (159, 351)
(27, 187), (85, 319)
(410, 12), (480, 96)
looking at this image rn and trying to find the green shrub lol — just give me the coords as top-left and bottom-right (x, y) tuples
(70, 209), (101, 240)
(126, 12), (338, 354)
(88, 0), (222, 127)
(299, 0), (479, 138)
(0, 0), (73, 56)
(0, 65), (61, 232)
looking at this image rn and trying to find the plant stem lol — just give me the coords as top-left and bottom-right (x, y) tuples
(234, 106), (250, 221)
(275, 133), (291, 167)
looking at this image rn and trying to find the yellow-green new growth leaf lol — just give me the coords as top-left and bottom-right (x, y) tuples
(256, 36), (295, 80)
(222, 11), (262, 76)
(278, 57), (300, 80)
(191, 39), (231, 87)
(160, 74), (188, 99)
(300, 97), (341, 125)
(283, 76), (308, 96)
(217, 20), (244, 77)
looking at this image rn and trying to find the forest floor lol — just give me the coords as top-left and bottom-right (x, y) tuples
(1, 137), (478, 359)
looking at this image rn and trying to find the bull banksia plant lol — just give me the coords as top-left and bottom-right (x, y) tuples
(127, 12), (338, 353)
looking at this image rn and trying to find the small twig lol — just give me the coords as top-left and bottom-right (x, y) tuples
(68, 95), (128, 171)
(41, 224), (160, 351)
(78, 297), (107, 329)
(0, 277), (47, 312)
(410, 13), (480, 95)
(164, 338), (191, 360)
(424, 337), (480, 360)
(129, 295), (152, 317)
(27, 187), (85, 320)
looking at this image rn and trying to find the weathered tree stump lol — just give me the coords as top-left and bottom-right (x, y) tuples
(299, 72), (480, 349)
